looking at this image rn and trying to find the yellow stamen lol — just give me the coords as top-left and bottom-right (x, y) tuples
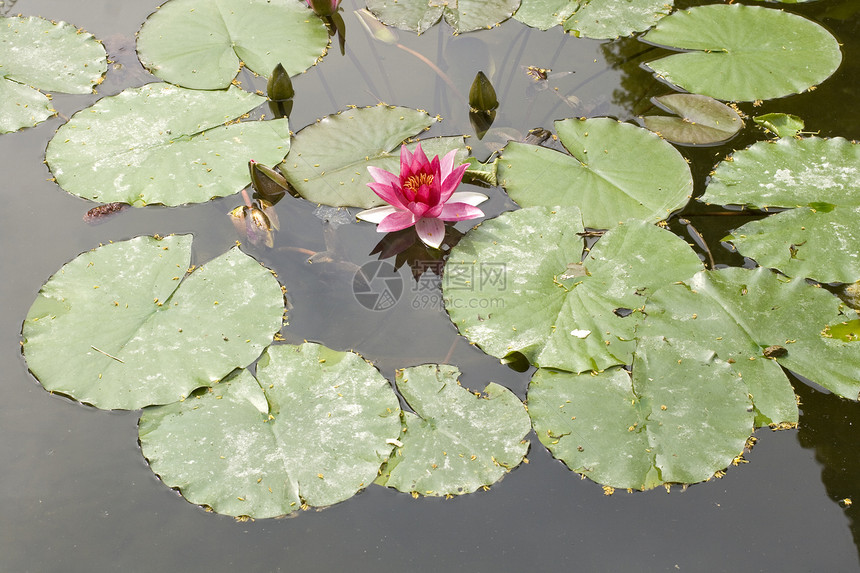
(403, 173), (434, 194)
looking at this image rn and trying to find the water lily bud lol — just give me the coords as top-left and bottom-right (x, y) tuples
(306, 0), (339, 17)
(267, 63), (294, 102)
(249, 160), (288, 204)
(354, 9), (398, 45)
(469, 71), (498, 113)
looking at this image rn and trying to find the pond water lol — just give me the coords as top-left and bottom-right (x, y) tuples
(2, 0), (859, 571)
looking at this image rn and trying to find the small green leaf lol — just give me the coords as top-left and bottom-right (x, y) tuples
(22, 236), (285, 410)
(376, 364), (530, 496)
(753, 113), (805, 138)
(642, 94), (743, 145)
(140, 344), (402, 518)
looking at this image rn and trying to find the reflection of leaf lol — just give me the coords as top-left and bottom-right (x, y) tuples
(753, 113), (805, 138)
(498, 117), (692, 228)
(139, 344), (402, 518)
(639, 267), (860, 406)
(641, 94), (743, 145)
(702, 137), (860, 283)
(280, 106), (468, 208)
(643, 4), (841, 101)
(528, 336), (753, 490)
(444, 208), (703, 373)
(136, 0), (328, 90)
(0, 16), (106, 133)
(46, 84), (290, 207)
(376, 364), (530, 496)
(366, 0), (519, 34)
(21, 235), (285, 410)
(515, 0), (672, 39)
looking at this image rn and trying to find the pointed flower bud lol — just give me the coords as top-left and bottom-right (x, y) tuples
(267, 63), (294, 102)
(469, 71), (498, 113)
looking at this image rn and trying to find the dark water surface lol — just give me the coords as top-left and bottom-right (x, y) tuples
(2, 1), (859, 571)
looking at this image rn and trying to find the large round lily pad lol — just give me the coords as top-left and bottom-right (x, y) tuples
(514, 0), (672, 38)
(639, 267), (860, 406)
(279, 105), (468, 208)
(443, 208), (703, 373)
(366, 0), (520, 34)
(140, 344), (402, 518)
(22, 235), (285, 410)
(0, 16), (106, 133)
(498, 117), (692, 229)
(46, 84), (290, 206)
(701, 137), (860, 283)
(528, 337), (754, 490)
(376, 364), (530, 497)
(137, 0), (328, 90)
(642, 4), (842, 102)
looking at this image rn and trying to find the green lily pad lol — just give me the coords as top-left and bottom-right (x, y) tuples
(725, 207), (860, 284)
(21, 235), (285, 410)
(639, 267), (860, 406)
(46, 84), (290, 207)
(701, 137), (860, 283)
(823, 319), (860, 342)
(514, 0), (672, 38)
(753, 113), (805, 138)
(444, 208), (703, 373)
(279, 105), (468, 208)
(376, 364), (530, 497)
(643, 4), (842, 101)
(366, 0), (520, 34)
(136, 0), (328, 90)
(139, 344), (402, 518)
(642, 94), (743, 145)
(0, 16), (106, 133)
(528, 337), (753, 490)
(498, 117), (693, 229)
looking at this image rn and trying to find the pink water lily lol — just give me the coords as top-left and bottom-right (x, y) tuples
(356, 144), (488, 249)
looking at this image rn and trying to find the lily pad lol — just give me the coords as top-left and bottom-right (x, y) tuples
(701, 137), (860, 283)
(444, 208), (703, 373)
(366, 0), (520, 34)
(724, 207), (860, 284)
(0, 16), (106, 133)
(139, 344), (402, 518)
(514, 0), (672, 38)
(643, 4), (842, 101)
(46, 84), (290, 207)
(21, 235), (285, 410)
(498, 117), (693, 229)
(136, 0), (328, 90)
(279, 105), (468, 208)
(376, 364), (530, 497)
(753, 113), (805, 138)
(641, 94), (743, 145)
(527, 337), (753, 490)
(639, 267), (860, 406)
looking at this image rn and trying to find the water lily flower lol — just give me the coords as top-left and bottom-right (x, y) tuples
(356, 144), (488, 249)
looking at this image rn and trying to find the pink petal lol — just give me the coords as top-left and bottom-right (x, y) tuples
(367, 165), (399, 187)
(399, 144), (413, 169)
(449, 191), (489, 206)
(439, 148), (458, 179)
(437, 202), (485, 221)
(367, 181), (408, 209)
(356, 205), (398, 224)
(406, 201), (430, 218)
(438, 162), (468, 202)
(377, 210), (417, 233)
(411, 144), (431, 174)
(415, 217), (445, 248)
